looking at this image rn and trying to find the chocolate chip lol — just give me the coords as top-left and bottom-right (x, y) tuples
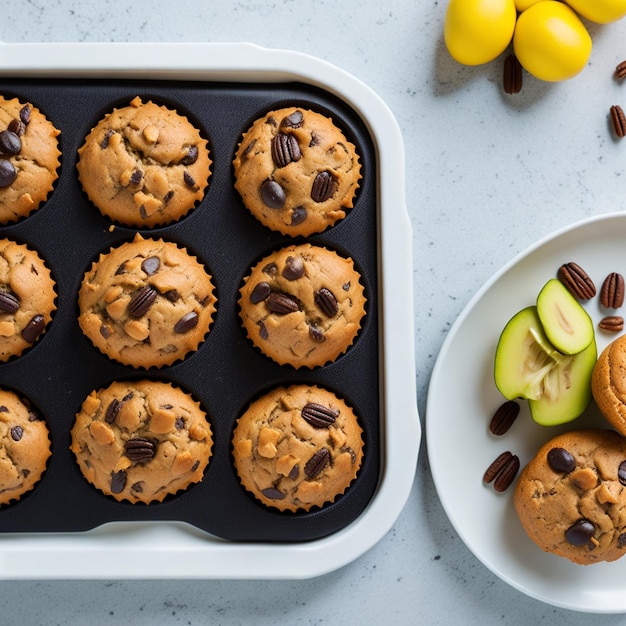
(128, 285), (157, 318)
(250, 282), (271, 304)
(19, 104), (31, 125)
(163, 190), (174, 205)
(0, 160), (17, 187)
(21, 314), (45, 343)
(261, 487), (286, 500)
(260, 179), (286, 209)
(181, 145), (198, 166)
(619, 533), (626, 549)
(129, 169), (143, 185)
(0, 290), (20, 313)
(162, 289), (180, 302)
(125, 438), (156, 463)
(183, 171), (196, 188)
(0, 130), (21, 156)
(262, 262), (278, 276)
(565, 519), (595, 546)
(110, 470), (127, 494)
(173, 311), (199, 333)
(302, 402), (339, 428)
(311, 171), (338, 202)
(619, 461), (626, 486)
(281, 256), (304, 280)
(10, 425), (23, 441)
(290, 205), (307, 226)
(7, 119), (25, 137)
(258, 320), (269, 339)
(0, 406), (6, 412)
(547, 447), (576, 474)
(309, 325), (325, 342)
(100, 129), (115, 149)
(175, 417), (185, 430)
(141, 256), (160, 276)
(280, 110), (304, 129)
(100, 323), (112, 339)
(271, 133), (301, 168)
(266, 292), (299, 314)
(288, 464), (300, 480)
(304, 448), (330, 479)
(315, 287), (338, 317)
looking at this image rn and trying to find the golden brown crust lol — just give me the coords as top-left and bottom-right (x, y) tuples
(238, 243), (366, 369)
(233, 107), (361, 236)
(0, 388), (51, 506)
(514, 428), (626, 565)
(592, 335), (626, 434)
(232, 384), (363, 512)
(70, 379), (213, 504)
(77, 96), (211, 227)
(0, 96), (60, 224)
(78, 233), (216, 368)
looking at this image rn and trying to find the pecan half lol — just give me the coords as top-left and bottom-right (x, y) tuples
(600, 272), (625, 308)
(503, 54), (522, 94)
(302, 402), (339, 428)
(557, 262), (596, 300)
(610, 105), (626, 139)
(484, 450), (520, 492)
(125, 438), (156, 463)
(271, 133), (301, 168)
(489, 400), (520, 436)
(266, 292), (299, 314)
(599, 316), (624, 332)
(616, 60), (626, 80)
(128, 285), (158, 317)
(304, 448), (330, 478)
(0, 290), (20, 313)
(314, 287), (339, 317)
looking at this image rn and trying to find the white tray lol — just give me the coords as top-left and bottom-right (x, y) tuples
(0, 42), (420, 579)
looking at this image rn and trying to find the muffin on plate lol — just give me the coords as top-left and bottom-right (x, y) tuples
(232, 384), (364, 512)
(0, 96), (61, 224)
(77, 96), (211, 227)
(233, 106), (361, 236)
(238, 243), (366, 368)
(78, 233), (217, 368)
(70, 379), (213, 504)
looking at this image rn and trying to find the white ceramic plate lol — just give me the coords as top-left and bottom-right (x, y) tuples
(427, 212), (626, 613)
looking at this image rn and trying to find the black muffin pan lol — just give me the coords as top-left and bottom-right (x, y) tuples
(0, 77), (379, 542)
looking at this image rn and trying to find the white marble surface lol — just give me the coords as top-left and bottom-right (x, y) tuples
(2, 1), (626, 623)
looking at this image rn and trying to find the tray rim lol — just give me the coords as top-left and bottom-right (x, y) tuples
(0, 41), (420, 580)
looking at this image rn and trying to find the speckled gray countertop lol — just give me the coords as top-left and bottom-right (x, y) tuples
(2, 1), (626, 624)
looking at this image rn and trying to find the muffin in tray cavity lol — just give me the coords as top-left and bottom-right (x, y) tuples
(70, 379), (213, 504)
(0, 387), (52, 507)
(232, 384), (364, 512)
(233, 106), (361, 236)
(78, 233), (217, 369)
(0, 238), (57, 361)
(238, 243), (366, 369)
(77, 96), (211, 227)
(0, 96), (61, 224)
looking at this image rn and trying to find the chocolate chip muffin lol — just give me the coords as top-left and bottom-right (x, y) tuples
(70, 379), (213, 504)
(0, 238), (56, 361)
(592, 334), (626, 435)
(232, 384), (364, 512)
(233, 107), (361, 236)
(0, 96), (61, 224)
(77, 96), (211, 227)
(238, 243), (366, 368)
(77, 233), (216, 368)
(0, 388), (51, 507)
(514, 428), (626, 565)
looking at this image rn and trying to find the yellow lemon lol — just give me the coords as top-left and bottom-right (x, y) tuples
(563, 0), (626, 23)
(444, 0), (517, 66)
(514, 0), (543, 11)
(513, 1), (592, 81)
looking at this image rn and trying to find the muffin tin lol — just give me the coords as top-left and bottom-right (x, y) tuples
(0, 42), (419, 579)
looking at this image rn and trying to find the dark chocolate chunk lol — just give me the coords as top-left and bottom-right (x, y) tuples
(0, 130), (21, 156)
(309, 325), (325, 342)
(290, 205), (307, 226)
(183, 171), (196, 188)
(250, 282), (271, 304)
(180, 145), (198, 166)
(0, 160), (17, 187)
(10, 425), (23, 441)
(619, 461), (626, 486)
(262, 487), (286, 500)
(547, 447), (576, 474)
(110, 470), (127, 494)
(173, 311), (199, 333)
(565, 519), (595, 546)
(258, 320), (268, 340)
(260, 179), (286, 209)
(7, 119), (25, 137)
(262, 262), (278, 276)
(281, 256), (304, 280)
(100, 129), (115, 149)
(21, 314), (45, 343)
(280, 110), (304, 129)
(141, 256), (160, 276)
(19, 104), (31, 125)
(129, 169), (143, 185)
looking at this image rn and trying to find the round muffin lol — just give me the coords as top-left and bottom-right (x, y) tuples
(78, 233), (217, 368)
(514, 428), (626, 565)
(70, 379), (213, 504)
(0, 96), (61, 224)
(233, 107), (361, 236)
(0, 388), (51, 506)
(232, 384), (364, 512)
(238, 243), (366, 368)
(0, 238), (56, 361)
(77, 96), (211, 227)
(592, 334), (626, 435)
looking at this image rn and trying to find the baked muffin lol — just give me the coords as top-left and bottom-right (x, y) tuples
(0, 96), (61, 224)
(70, 379), (213, 504)
(232, 384), (364, 512)
(238, 243), (366, 368)
(78, 233), (216, 368)
(0, 388), (51, 506)
(514, 428), (626, 565)
(233, 107), (361, 236)
(0, 238), (56, 361)
(592, 334), (626, 435)
(77, 96), (211, 227)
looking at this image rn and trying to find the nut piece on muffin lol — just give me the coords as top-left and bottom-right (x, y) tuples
(70, 379), (213, 504)
(233, 107), (361, 236)
(0, 96), (61, 224)
(78, 233), (217, 368)
(232, 384), (364, 512)
(77, 96), (211, 227)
